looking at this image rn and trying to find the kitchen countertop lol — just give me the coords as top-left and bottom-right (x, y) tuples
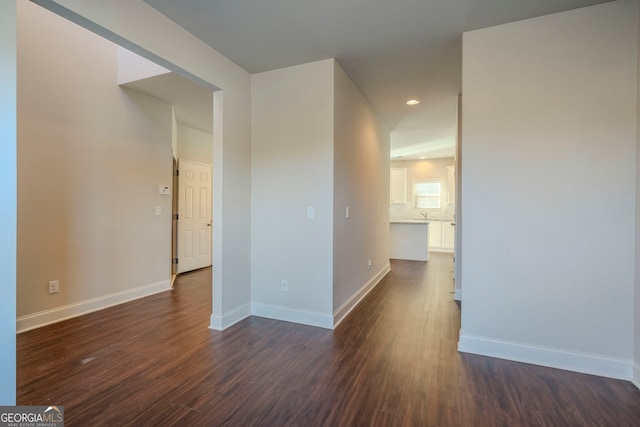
(390, 219), (453, 224)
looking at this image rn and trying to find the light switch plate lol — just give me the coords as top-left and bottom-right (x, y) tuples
(307, 206), (315, 219)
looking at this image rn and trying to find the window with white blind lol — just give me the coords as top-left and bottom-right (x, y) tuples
(414, 180), (442, 209)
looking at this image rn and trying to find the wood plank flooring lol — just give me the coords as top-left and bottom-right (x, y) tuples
(17, 253), (640, 426)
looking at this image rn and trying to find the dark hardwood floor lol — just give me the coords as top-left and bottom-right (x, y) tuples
(17, 253), (640, 426)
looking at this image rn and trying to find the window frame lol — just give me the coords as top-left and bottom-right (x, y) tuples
(413, 179), (443, 210)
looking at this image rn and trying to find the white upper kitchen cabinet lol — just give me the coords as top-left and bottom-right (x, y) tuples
(390, 168), (407, 204)
(447, 165), (455, 205)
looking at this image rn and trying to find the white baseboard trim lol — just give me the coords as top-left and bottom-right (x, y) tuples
(333, 263), (391, 328)
(209, 303), (251, 331)
(458, 333), (633, 381)
(453, 288), (462, 301)
(17, 280), (171, 333)
(251, 303), (333, 329)
(633, 362), (640, 390)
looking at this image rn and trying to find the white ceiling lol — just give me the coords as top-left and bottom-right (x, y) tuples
(144, 0), (612, 159)
(122, 72), (213, 134)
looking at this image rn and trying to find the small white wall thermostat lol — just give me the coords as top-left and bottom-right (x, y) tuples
(159, 185), (171, 195)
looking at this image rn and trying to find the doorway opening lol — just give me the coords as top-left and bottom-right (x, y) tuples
(388, 97), (461, 300)
(175, 159), (213, 275)
(15, 0), (216, 334)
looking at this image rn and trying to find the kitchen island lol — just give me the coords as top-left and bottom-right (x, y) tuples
(390, 220), (429, 261)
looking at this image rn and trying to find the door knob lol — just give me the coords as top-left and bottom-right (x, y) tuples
(450, 222), (455, 226)
(207, 223), (212, 227)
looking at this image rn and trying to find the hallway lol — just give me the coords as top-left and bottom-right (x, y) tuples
(17, 253), (640, 426)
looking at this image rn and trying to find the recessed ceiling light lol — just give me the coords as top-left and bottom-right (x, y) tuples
(406, 99), (420, 106)
(420, 156), (426, 159)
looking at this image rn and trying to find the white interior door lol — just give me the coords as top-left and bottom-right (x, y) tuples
(177, 160), (212, 273)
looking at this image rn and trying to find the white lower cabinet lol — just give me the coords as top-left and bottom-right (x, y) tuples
(429, 220), (455, 252)
(390, 222), (429, 261)
(442, 222), (455, 249)
(428, 221), (442, 248)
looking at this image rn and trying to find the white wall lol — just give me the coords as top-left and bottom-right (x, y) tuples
(117, 45), (170, 85)
(333, 62), (390, 324)
(460, 0), (637, 379)
(32, 0), (252, 331)
(251, 59), (391, 328)
(635, 0), (640, 389)
(0, 0), (16, 406)
(177, 124), (213, 164)
(171, 107), (178, 159)
(251, 59), (335, 327)
(17, 1), (173, 329)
